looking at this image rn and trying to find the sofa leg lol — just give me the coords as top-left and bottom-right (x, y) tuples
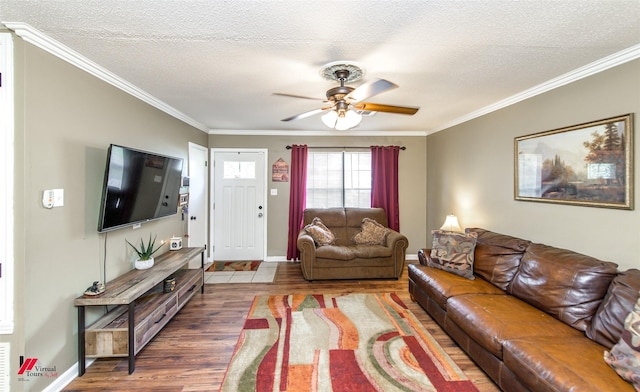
(409, 293), (416, 302)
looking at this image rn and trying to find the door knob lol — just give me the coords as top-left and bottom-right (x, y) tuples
(258, 213), (263, 218)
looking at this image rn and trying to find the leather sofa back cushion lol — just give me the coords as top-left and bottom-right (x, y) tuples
(587, 269), (640, 348)
(466, 228), (531, 291)
(508, 243), (619, 331)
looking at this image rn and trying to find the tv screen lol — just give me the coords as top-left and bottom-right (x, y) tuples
(97, 144), (184, 232)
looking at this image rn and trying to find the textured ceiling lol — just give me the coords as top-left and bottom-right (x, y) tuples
(2, 0), (639, 135)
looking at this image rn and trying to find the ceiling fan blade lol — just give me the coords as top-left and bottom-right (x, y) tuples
(346, 79), (398, 102)
(281, 106), (333, 122)
(273, 92), (326, 101)
(353, 102), (419, 115)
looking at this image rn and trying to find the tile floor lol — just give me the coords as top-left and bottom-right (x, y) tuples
(204, 261), (278, 284)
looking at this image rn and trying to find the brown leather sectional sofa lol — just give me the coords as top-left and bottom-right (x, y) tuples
(408, 227), (639, 392)
(297, 208), (408, 280)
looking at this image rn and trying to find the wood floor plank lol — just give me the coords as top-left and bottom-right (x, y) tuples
(63, 262), (499, 391)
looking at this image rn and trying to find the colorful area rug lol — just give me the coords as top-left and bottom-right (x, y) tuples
(219, 292), (478, 392)
(207, 261), (261, 272)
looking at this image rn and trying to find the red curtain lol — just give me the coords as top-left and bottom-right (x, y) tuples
(286, 144), (308, 260)
(370, 145), (400, 231)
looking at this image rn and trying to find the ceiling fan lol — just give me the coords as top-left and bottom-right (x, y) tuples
(274, 62), (419, 130)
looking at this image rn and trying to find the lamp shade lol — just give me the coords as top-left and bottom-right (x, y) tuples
(440, 214), (463, 232)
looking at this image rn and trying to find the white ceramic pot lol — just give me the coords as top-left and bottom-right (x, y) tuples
(135, 257), (154, 270)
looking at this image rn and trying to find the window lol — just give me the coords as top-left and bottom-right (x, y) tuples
(223, 161), (255, 179)
(306, 151), (371, 208)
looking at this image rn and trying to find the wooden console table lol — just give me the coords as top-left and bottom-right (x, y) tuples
(74, 247), (205, 376)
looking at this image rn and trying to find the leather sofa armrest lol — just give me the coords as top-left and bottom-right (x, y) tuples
(297, 230), (316, 252)
(385, 230), (407, 249)
(297, 230), (317, 280)
(418, 248), (431, 266)
(385, 229), (409, 278)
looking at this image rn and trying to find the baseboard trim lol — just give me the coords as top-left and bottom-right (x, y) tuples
(42, 359), (94, 392)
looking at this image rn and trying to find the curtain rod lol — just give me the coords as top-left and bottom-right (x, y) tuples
(286, 145), (406, 150)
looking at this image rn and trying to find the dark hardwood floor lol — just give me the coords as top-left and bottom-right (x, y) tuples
(63, 262), (499, 391)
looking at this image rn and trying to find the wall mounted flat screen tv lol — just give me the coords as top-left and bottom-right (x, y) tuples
(97, 144), (184, 232)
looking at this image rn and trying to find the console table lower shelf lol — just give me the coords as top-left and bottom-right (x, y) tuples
(74, 247), (205, 376)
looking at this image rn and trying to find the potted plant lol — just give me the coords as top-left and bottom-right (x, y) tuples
(127, 234), (162, 270)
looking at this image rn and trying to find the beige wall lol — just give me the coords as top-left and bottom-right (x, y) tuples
(208, 135), (428, 258)
(10, 36), (207, 391)
(427, 59), (640, 271)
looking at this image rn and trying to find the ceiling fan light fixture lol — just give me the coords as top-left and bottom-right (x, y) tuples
(338, 110), (363, 131)
(321, 108), (361, 130)
(321, 110), (338, 128)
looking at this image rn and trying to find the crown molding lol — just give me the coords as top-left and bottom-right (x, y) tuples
(429, 44), (640, 135)
(5, 22), (636, 138)
(208, 129), (428, 137)
(2, 22), (209, 133)
(213, 44), (640, 137)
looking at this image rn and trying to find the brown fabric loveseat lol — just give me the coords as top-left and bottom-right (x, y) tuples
(297, 208), (408, 280)
(408, 227), (640, 392)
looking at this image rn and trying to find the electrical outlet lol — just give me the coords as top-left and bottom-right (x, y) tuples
(42, 189), (64, 208)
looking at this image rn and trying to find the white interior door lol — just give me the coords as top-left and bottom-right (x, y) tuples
(187, 143), (208, 255)
(212, 150), (266, 261)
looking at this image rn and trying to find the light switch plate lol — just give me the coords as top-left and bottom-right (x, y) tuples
(270, 189), (278, 196)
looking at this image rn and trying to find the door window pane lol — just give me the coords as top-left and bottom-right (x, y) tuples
(223, 161), (255, 179)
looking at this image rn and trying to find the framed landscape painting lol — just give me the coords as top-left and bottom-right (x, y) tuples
(515, 114), (634, 209)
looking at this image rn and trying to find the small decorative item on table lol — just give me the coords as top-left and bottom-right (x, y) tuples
(83, 281), (105, 297)
(163, 277), (176, 293)
(169, 236), (183, 251)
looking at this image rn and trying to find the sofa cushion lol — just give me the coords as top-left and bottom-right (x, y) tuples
(351, 244), (392, 258)
(346, 208), (388, 243)
(353, 218), (389, 245)
(604, 292), (640, 390)
(503, 336), (635, 392)
(447, 294), (582, 359)
(315, 244), (355, 260)
(466, 228), (531, 290)
(587, 269), (640, 348)
(304, 217), (336, 246)
(508, 243), (618, 331)
(428, 230), (478, 280)
(408, 264), (504, 309)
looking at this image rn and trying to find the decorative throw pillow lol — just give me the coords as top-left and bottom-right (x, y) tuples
(428, 230), (478, 280)
(304, 217), (335, 246)
(353, 218), (389, 245)
(604, 291), (640, 390)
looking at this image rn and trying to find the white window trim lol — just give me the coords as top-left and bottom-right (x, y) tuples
(0, 33), (15, 334)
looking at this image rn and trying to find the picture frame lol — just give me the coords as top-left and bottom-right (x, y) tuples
(515, 114), (634, 210)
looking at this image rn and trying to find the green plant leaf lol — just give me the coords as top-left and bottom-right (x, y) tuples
(127, 234), (162, 260)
